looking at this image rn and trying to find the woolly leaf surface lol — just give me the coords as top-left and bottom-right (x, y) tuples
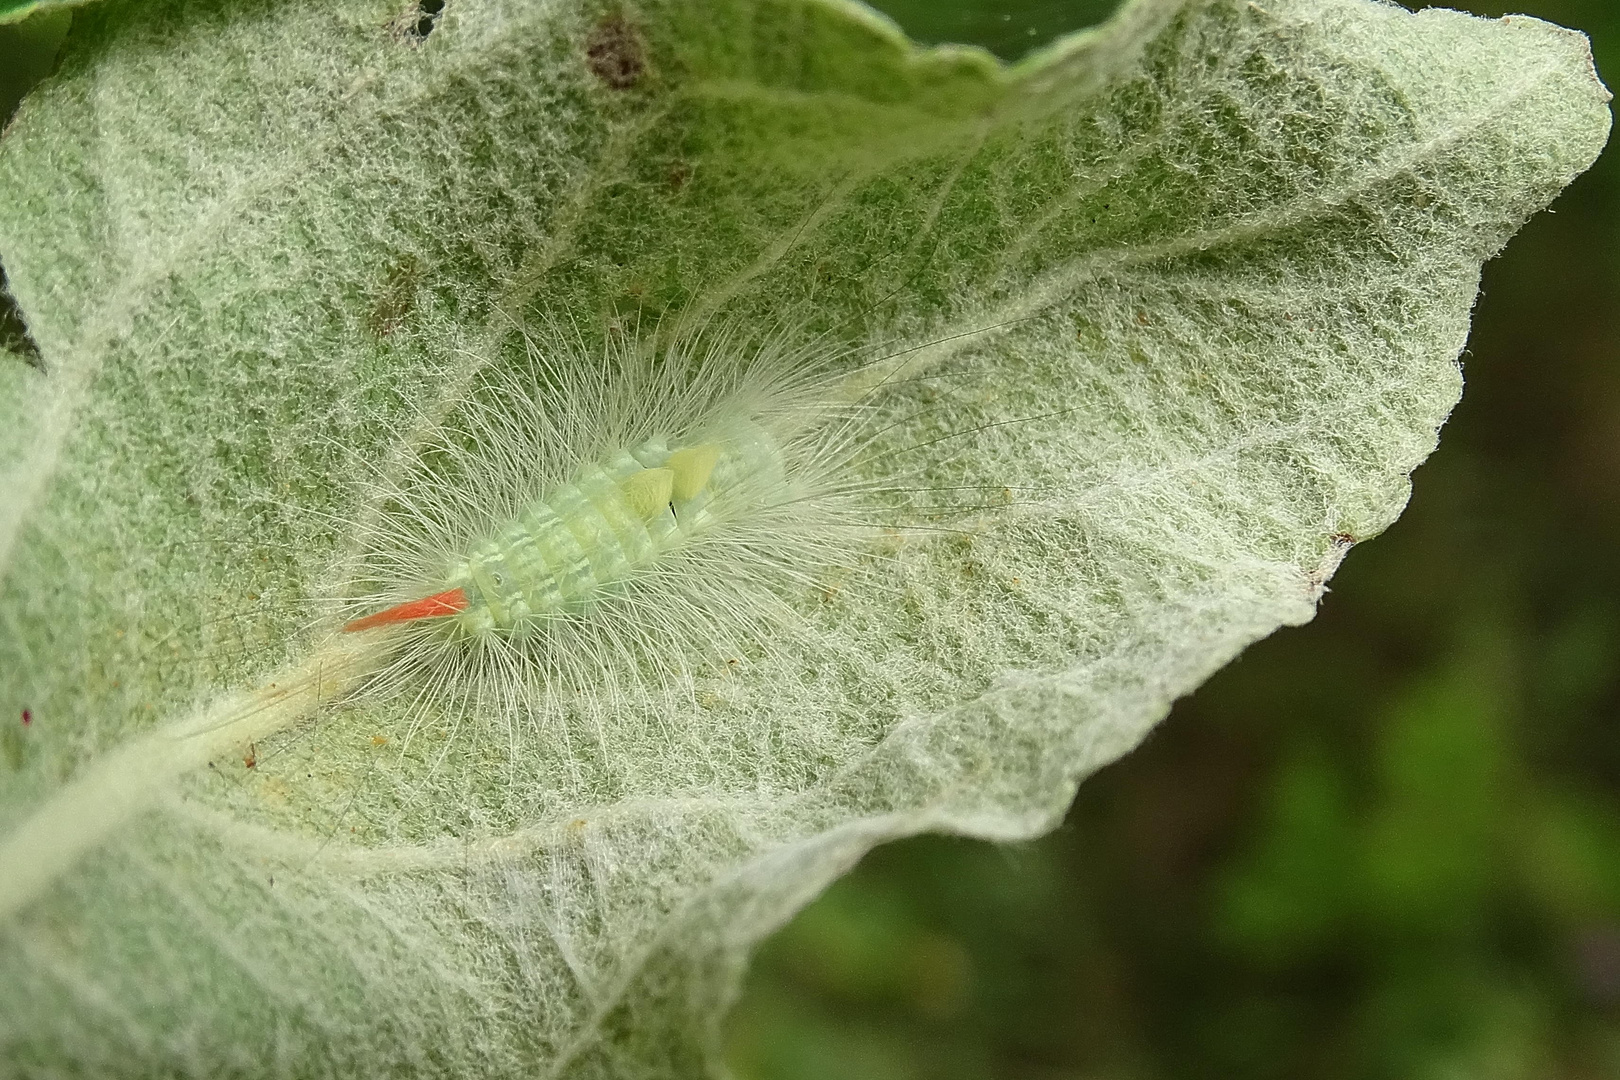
(0, 0), (1609, 1075)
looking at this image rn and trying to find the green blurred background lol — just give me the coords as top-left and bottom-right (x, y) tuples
(3, 1), (1617, 1077)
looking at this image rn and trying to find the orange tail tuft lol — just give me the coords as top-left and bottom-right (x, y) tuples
(343, 588), (470, 632)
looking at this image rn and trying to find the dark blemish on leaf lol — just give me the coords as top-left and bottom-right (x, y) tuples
(392, 0), (445, 43)
(243, 743), (257, 770)
(586, 13), (647, 90)
(368, 254), (422, 336)
(666, 161), (691, 191)
(1306, 533), (1359, 596)
(20, 709), (30, 727)
(414, 0), (445, 38)
(0, 264), (43, 371)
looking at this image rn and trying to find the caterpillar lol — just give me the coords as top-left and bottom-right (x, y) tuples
(346, 381), (811, 642)
(327, 318), (896, 729)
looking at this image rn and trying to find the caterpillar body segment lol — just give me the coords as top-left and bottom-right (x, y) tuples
(618, 467), (676, 519)
(343, 427), (773, 639)
(664, 444), (721, 501)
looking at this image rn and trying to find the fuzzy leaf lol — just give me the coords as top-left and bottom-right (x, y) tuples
(0, 0), (1608, 1075)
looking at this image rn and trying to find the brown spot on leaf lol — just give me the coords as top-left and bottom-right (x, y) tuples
(586, 13), (647, 90)
(390, 0), (445, 43)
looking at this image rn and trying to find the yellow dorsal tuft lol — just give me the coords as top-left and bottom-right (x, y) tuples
(619, 467), (675, 518)
(665, 444), (721, 501)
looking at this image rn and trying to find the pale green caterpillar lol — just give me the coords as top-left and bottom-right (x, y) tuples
(343, 429), (770, 637)
(335, 320), (876, 714)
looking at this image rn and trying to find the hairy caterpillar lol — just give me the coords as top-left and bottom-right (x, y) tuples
(322, 318), (915, 739)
